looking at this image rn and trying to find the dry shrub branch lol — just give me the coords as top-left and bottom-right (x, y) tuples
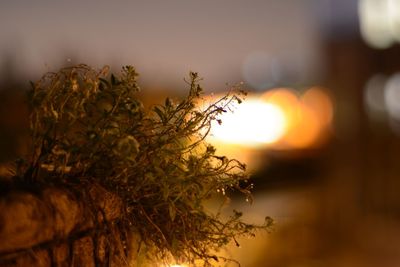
(14, 64), (272, 266)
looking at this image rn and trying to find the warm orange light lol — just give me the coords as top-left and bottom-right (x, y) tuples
(261, 88), (299, 107)
(261, 89), (300, 147)
(205, 87), (333, 152)
(284, 103), (321, 149)
(209, 97), (286, 146)
(302, 87), (334, 127)
(261, 87), (333, 149)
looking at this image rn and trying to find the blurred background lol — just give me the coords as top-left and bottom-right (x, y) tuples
(2, 0), (400, 266)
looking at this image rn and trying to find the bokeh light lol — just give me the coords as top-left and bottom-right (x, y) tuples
(363, 72), (400, 134)
(207, 87), (334, 154)
(302, 87), (334, 127)
(359, 0), (394, 49)
(384, 73), (400, 121)
(210, 98), (286, 146)
(364, 74), (387, 119)
(388, 0), (400, 41)
(284, 103), (321, 149)
(359, 0), (400, 49)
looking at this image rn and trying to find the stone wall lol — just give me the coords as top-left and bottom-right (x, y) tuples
(0, 184), (135, 267)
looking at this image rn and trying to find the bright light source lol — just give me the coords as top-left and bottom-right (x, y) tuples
(359, 0), (394, 49)
(284, 103), (321, 149)
(261, 88), (299, 131)
(358, 0), (400, 48)
(209, 98), (286, 146)
(388, 0), (400, 41)
(262, 87), (333, 149)
(205, 87), (334, 156)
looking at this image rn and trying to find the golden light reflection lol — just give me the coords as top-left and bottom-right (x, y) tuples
(283, 103), (321, 149)
(282, 87), (334, 149)
(206, 86), (334, 152)
(261, 88), (299, 131)
(210, 98), (286, 146)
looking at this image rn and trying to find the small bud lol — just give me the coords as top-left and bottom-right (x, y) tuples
(113, 135), (140, 161)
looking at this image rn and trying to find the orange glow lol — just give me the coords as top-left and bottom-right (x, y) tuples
(261, 89), (300, 148)
(284, 103), (321, 149)
(209, 97), (287, 146)
(302, 87), (334, 127)
(205, 87), (334, 152)
(262, 89), (299, 129)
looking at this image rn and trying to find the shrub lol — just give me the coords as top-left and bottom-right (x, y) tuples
(17, 64), (272, 266)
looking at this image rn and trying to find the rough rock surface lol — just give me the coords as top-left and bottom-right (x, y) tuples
(0, 184), (130, 267)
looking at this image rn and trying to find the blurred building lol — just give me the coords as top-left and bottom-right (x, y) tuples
(225, 1), (400, 266)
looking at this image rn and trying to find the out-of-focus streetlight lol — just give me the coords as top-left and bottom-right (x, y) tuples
(205, 87), (334, 169)
(359, 0), (400, 49)
(209, 98), (286, 146)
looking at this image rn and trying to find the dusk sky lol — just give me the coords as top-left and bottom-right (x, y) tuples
(0, 0), (356, 90)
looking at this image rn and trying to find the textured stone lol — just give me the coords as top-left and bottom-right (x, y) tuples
(72, 236), (95, 267)
(52, 243), (70, 267)
(0, 185), (122, 254)
(0, 193), (54, 252)
(0, 184), (130, 267)
(0, 249), (51, 267)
